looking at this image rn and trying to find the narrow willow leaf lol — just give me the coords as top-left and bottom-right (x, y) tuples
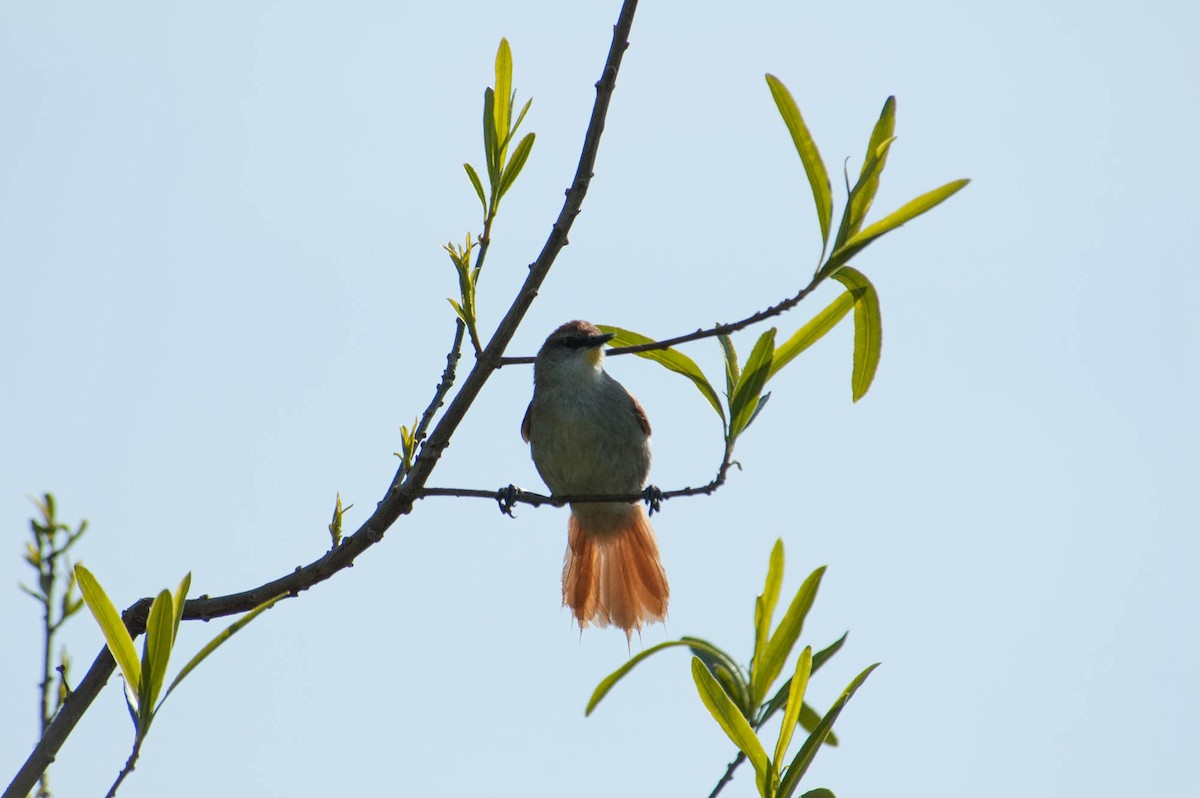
(690, 640), (754, 718)
(447, 298), (469, 325)
(692, 657), (771, 789)
(832, 267), (882, 402)
(143, 589), (175, 717)
(751, 539), (785, 703)
(482, 88), (498, 185)
(729, 328), (775, 439)
(824, 178), (970, 275)
(811, 632), (848, 672)
(717, 333), (739, 399)
(597, 325), (725, 423)
(496, 132), (535, 200)
(511, 98), (532, 141)
(770, 292), (857, 380)
(833, 135), (896, 250)
(463, 163), (487, 213)
(74, 565), (141, 699)
(774, 646), (813, 767)
(159, 594), (285, 708)
(493, 38), (513, 159)
(778, 664), (880, 798)
(757, 567), (826, 705)
(745, 392), (771, 432)
(833, 97), (897, 250)
(766, 74), (832, 247)
(586, 637), (739, 715)
(761, 632), (849, 728)
(171, 573), (190, 647)
(682, 637), (749, 686)
(798, 703), (838, 746)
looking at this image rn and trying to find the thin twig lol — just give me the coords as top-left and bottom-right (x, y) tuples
(420, 435), (736, 511)
(707, 751), (747, 798)
(399, 319), (467, 490)
(498, 271), (826, 366)
(104, 740), (141, 798)
(3, 4), (641, 797)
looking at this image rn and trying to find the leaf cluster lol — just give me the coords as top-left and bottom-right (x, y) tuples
(449, 38), (538, 355)
(464, 38), (536, 223)
(587, 539), (877, 798)
(73, 566), (281, 746)
(21, 494), (87, 634)
(601, 77), (968, 448)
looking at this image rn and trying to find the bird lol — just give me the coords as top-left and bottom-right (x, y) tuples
(522, 320), (670, 638)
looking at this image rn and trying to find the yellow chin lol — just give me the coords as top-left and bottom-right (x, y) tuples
(587, 346), (604, 366)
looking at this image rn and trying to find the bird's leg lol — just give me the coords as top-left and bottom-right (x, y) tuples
(496, 484), (521, 517)
(641, 484), (664, 516)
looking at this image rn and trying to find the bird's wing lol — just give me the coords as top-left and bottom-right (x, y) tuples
(629, 392), (652, 437)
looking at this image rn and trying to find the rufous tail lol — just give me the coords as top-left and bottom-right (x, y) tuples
(562, 505), (669, 638)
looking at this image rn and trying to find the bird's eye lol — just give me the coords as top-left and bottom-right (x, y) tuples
(563, 336), (589, 350)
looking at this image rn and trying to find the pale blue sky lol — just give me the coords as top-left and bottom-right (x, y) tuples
(2, 2), (1197, 797)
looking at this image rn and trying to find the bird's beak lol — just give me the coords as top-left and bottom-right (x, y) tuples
(591, 332), (616, 348)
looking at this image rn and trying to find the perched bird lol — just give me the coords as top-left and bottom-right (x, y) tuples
(522, 320), (669, 638)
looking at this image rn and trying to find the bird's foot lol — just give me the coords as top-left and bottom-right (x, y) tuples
(496, 484), (521, 517)
(641, 484), (664, 516)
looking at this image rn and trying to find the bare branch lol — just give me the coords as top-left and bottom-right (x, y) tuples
(419, 437), (736, 511)
(498, 270), (825, 367)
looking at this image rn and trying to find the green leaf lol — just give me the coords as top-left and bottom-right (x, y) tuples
(770, 291), (856, 380)
(777, 664), (880, 798)
(797, 702), (838, 746)
(824, 178), (970, 275)
(729, 328), (775, 439)
(811, 632), (848, 672)
(746, 392), (772, 431)
(597, 325), (725, 424)
(482, 88), (498, 185)
(463, 163), (487, 214)
(692, 657), (771, 794)
(766, 74), (832, 248)
(171, 573), (190, 646)
(586, 637), (740, 715)
(493, 38), (513, 162)
(496, 132), (535, 200)
(511, 98), (533, 143)
(74, 565), (141, 702)
(751, 539), (785, 700)
(756, 567), (826, 706)
(717, 333), (739, 399)
(159, 594), (285, 708)
(142, 589), (175, 719)
(760, 632), (849, 723)
(447, 297), (468, 324)
(832, 267), (882, 402)
(833, 96), (897, 251)
(688, 637), (754, 718)
(773, 646), (813, 766)
(801, 790), (836, 798)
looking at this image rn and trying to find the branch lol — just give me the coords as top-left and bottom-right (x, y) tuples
(419, 438), (736, 513)
(3, 4), (641, 796)
(498, 270), (825, 366)
(707, 750), (747, 798)
(398, 319), (467, 489)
